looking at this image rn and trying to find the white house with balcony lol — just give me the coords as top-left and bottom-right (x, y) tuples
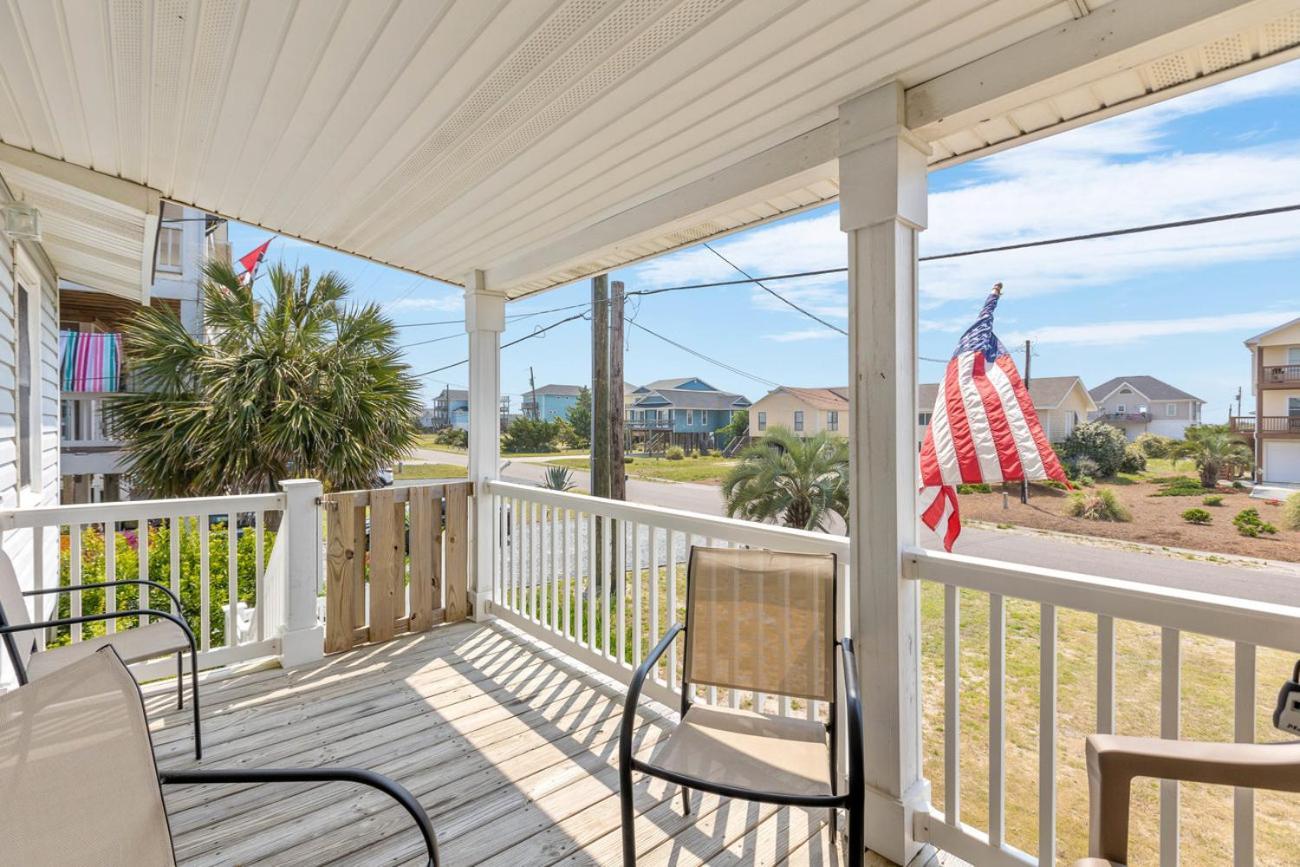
(1088, 375), (1206, 441)
(0, 3), (1298, 866)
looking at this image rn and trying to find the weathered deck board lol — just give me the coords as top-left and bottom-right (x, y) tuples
(142, 621), (841, 866)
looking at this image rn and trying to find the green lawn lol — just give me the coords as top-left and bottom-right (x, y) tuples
(395, 463), (467, 480)
(546, 455), (736, 484)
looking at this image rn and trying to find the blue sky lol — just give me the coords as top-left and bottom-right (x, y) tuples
(228, 59), (1300, 421)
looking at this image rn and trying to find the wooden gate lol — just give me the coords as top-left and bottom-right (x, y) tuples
(323, 482), (471, 654)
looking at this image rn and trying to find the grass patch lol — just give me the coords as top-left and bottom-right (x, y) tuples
(547, 455), (737, 484)
(395, 463), (467, 480)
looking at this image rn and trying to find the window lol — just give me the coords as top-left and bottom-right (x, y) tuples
(1167, 403), (1177, 417)
(686, 409), (693, 426)
(794, 410), (804, 432)
(1288, 347), (1300, 365)
(1116, 403), (1125, 413)
(16, 283), (34, 489)
(1289, 397), (1300, 417)
(757, 411), (767, 431)
(827, 410), (838, 431)
(918, 411), (932, 426)
(156, 225), (184, 272)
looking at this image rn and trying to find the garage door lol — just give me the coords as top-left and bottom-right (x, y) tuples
(1263, 441), (1300, 484)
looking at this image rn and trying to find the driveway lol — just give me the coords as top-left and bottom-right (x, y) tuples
(405, 447), (1300, 607)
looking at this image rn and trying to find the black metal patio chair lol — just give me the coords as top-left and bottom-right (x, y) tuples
(618, 545), (863, 865)
(0, 645), (440, 866)
(0, 548), (203, 757)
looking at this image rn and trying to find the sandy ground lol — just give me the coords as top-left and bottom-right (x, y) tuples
(957, 479), (1300, 561)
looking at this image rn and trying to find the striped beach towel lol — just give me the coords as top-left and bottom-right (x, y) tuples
(60, 330), (122, 392)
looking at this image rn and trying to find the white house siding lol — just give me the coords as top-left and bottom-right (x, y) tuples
(0, 209), (63, 689)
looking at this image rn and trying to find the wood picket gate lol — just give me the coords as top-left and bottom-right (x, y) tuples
(323, 481), (471, 653)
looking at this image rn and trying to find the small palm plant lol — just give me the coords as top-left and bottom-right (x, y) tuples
(1171, 426), (1253, 489)
(540, 466), (577, 492)
(111, 261), (421, 496)
(722, 427), (848, 531)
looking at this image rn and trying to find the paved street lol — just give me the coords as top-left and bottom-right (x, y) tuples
(407, 448), (1300, 608)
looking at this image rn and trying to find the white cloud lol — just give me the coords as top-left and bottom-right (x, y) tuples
(762, 328), (835, 343)
(1003, 310), (1300, 348)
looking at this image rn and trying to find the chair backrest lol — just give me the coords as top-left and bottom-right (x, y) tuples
(0, 548), (36, 675)
(0, 646), (176, 865)
(683, 546), (836, 703)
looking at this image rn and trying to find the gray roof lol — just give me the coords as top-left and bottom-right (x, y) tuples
(633, 387), (749, 411)
(524, 384), (583, 398)
(1088, 376), (1203, 403)
(639, 377), (717, 391)
(436, 388), (468, 402)
(919, 375), (1088, 411)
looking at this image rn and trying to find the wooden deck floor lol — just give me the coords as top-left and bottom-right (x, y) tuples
(142, 620), (850, 866)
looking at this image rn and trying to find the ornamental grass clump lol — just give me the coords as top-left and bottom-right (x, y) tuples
(1066, 489), (1130, 522)
(1285, 492), (1300, 531)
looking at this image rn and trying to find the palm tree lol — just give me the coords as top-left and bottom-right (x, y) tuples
(722, 427), (849, 531)
(110, 260), (421, 496)
(1171, 425), (1253, 488)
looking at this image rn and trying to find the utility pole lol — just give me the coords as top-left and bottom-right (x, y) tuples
(1021, 339), (1031, 504)
(1235, 386), (1242, 419)
(528, 366), (538, 420)
(591, 275), (610, 589)
(609, 281), (626, 502)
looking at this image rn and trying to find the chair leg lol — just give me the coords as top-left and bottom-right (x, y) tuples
(618, 754), (635, 866)
(830, 806), (837, 844)
(848, 799), (863, 865)
(176, 652), (184, 710)
(680, 786), (691, 815)
(190, 647), (202, 760)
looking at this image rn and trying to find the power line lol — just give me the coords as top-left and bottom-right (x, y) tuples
(702, 242), (847, 336)
(409, 311), (589, 377)
(625, 319), (779, 389)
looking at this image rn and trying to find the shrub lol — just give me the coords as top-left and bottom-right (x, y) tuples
(623, 456), (633, 464)
(1233, 508), (1277, 538)
(698, 447), (712, 457)
(1285, 492), (1300, 531)
(1134, 433), (1175, 459)
(432, 427), (468, 449)
(1076, 475), (1095, 488)
(956, 483), (992, 494)
(1065, 489), (1130, 522)
(501, 417), (560, 453)
(1232, 480), (1245, 490)
(665, 445), (685, 460)
(1151, 476), (1209, 497)
(1181, 508), (1212, 525)
(53, 520), (271, 649)
(1060, 422), (1128, 478)
(1119, 443), (1147, 474)
(1202, 495), (1224, 507)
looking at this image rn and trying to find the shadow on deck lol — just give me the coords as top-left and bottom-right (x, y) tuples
(142, 621), (846, 865)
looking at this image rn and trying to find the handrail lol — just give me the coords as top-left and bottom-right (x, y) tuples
(487, 480), (848, 557)
(905, 546), (1300, 652)
(0, 492), (286, 529)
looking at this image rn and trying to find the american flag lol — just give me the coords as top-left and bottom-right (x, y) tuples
(919, 285), (1068, 551)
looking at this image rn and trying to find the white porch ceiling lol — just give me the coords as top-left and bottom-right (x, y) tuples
(0, 0), (1296, 299)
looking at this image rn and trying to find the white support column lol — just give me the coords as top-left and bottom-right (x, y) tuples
(278, 478), (324, 667)
(465, 270), (505, 620)
(840, 82), (931, 866)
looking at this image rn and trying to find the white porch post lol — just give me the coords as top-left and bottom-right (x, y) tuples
(278, 478), (325, 667)
(840, 82), (930, 865)
(465, 270), (505, 620)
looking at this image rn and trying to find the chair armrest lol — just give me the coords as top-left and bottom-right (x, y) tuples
(837, 638), (864, 802)
(1086, 734), (1300, 862)
(159, 768), (439, 866)
(0, 609), (198, 652)
(621, 623), (683, 768)
(25, 580), (184, 613)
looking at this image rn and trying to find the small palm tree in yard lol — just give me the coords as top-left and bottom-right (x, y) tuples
(1171, 426), (1253, 489)
(722, 427), (848, 531)
(111, 261), (421, 496)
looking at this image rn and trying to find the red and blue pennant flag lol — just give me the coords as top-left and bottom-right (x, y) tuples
(919, 284), (1069, 551)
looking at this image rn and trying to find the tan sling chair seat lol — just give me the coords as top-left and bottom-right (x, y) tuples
(1073, 733), (1300, 866)
(619, 546), (864, 867)
(24, 619), (191, 679)
(0, 646), (443, 866)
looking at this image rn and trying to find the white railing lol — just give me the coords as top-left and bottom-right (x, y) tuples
(0, 492), (287, 676)
(485, 480), (849, 721)
(60, 393), (118, 448)
(907, 547), (1300, 867)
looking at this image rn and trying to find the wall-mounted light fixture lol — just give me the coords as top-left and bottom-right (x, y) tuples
(2, 202), (41, 241)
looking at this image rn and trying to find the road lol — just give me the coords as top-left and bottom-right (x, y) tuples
(406, 447), (1300, 608)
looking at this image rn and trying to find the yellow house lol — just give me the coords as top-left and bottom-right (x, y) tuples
(1240, 317), (1300, 484)
(750, 386), (849, 439)
(918, 375), (1097, 447)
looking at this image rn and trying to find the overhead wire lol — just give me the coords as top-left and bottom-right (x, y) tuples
(701, 242), (847, 336)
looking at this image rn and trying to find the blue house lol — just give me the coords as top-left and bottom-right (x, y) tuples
(522, 384), (583, 422)
(628, 377), (749, 436)
(430, 386), (511, 431)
